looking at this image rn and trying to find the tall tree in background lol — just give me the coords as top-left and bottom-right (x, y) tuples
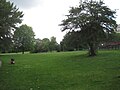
(33, 39), (43, 53)
(60, 0), (117, 56)
(49, 36), (58, 51)
(0, 0), (23, 52)
(13, 24), (35, 54)
(61, 31), (83, 51)
(42, 38), (50, 52)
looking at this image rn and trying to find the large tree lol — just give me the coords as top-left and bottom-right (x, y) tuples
(13, 24), (35, 54)
(60, 0), (117, 56)
(0, 0), (23, 52)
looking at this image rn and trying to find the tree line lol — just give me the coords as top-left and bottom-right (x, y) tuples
(1, 24), (60, 54)
(0, 0), (119, 56)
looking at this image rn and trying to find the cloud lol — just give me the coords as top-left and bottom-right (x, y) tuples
(7, 0), (43, 9)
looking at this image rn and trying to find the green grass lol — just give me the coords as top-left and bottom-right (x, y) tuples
(0, 50), (120, 90)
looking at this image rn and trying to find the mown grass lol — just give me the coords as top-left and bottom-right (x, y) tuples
(0, 50), (120, 90)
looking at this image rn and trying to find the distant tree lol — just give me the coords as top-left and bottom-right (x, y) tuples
(49, 36), (58, 51)
(112, 33), (120, 42)
(61, 31), (84, 51)
(32, 39), (42, 53)
(0, 0), (23, 52)
(41, 38), (50, 52)
(32, 37), (59, 53)
(13, 24), (35, 54)
(60, 0), (117, 56)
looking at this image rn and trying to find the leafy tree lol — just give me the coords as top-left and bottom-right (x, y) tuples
(112, 33), (120, 42)
(32, 37), (59, 53)
(60, 0), (117, 56)
(32, 38), (49, 53)
(32, 39), (42, 53)
(32, 38), (50, 53)
(61, 31), (84, 51)
(49, 36), (58, 51)
(41, 38), (50, 52)
(0, 0), (23, 52)
(13, 24), (35, 54)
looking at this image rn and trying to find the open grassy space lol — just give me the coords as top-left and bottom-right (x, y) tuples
(0, 50), (120, 90)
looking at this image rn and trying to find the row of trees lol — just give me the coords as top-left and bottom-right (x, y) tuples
(60, 30), (120, 51)
(1, 24), (59, 54)
(0, 0), (119, 56)
(32, 37), (59, 53)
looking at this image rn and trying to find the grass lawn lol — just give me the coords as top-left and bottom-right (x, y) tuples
(0, 50), (120, 90)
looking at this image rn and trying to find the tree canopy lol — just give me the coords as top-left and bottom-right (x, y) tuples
(32, 37), (58, 53)
(60, 31), (83, 51)
(0, 0), (23, 52)
(60, 0), (117, 56)
(49, 36), (58, 51)
(13, 24), (35, 54)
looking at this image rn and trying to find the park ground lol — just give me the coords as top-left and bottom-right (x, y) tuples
(0, 50), (120, 90)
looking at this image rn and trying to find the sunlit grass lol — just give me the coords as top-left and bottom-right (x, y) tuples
(0, 50), (120, 90)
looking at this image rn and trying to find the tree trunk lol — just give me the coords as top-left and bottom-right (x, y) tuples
(22, 46), (24, 54)
(88, 43), (96, 56)
(22, 51), (24, 54)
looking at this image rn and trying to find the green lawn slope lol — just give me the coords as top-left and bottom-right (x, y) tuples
(0, 50), (120, 90)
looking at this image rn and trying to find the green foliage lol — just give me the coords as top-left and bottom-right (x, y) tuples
(32, 39), (43, 53)
(60, 0), (117, 56)
(13, 24), (35, 54)
(49, 36), (58, 51)
(0, 50), (120, 90)
(32, 37), (58, 53)
(0, 0), (23, 52)
(112, 33), (120, 42)
(60, 31), (86, 51)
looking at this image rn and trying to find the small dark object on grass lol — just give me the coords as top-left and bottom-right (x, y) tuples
(11, 59), (15, 64)
(117, 76), (120, 78)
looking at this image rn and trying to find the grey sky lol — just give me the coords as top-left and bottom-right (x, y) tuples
(7, 0), (42, 9)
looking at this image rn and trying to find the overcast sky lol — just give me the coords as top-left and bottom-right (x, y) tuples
(7, 0), (120, 43)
